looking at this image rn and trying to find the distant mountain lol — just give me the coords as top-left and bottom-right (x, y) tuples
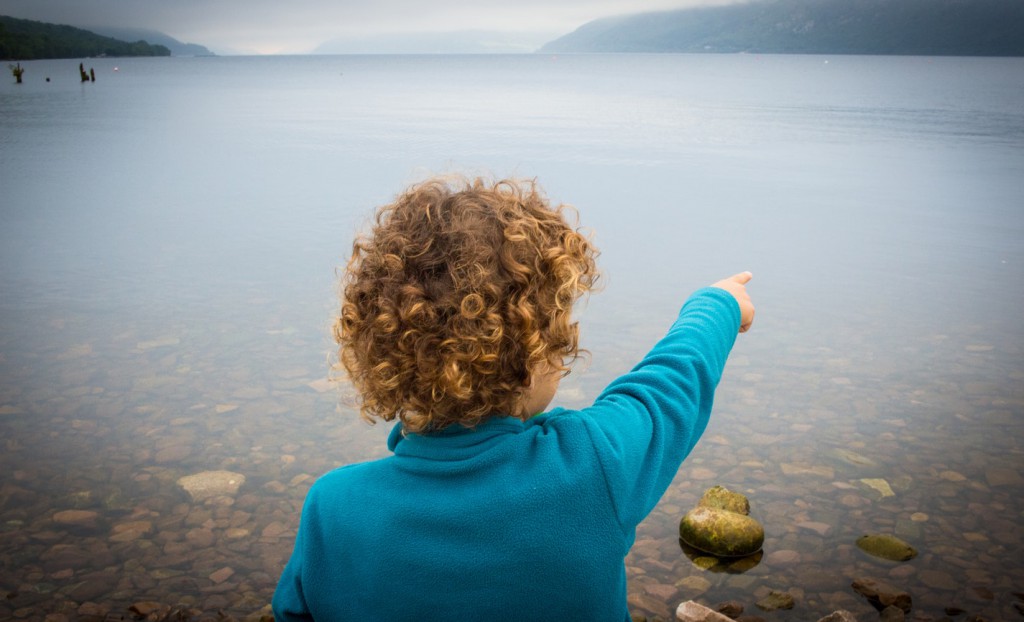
(315, 30), (553, 55)
(90, 27), (214, 57)
(540, 0), (1024, 56)
(0, 15), (171, 59)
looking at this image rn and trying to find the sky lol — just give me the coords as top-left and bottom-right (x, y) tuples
(0, 0), (732, 54)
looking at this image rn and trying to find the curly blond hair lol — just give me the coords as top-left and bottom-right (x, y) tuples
(333, 176), (599, 434)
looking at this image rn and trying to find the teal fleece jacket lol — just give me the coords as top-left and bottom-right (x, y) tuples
(272, 287), (740, 621)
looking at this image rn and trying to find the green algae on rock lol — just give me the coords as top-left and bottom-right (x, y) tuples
(679, 506), (765, 558)
(697, 484), (751, 514)
(856, 533), (918, 561)
(680, 485), (764, 558)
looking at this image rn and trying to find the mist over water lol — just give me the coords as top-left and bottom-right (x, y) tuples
(1, 54), (1022, 619)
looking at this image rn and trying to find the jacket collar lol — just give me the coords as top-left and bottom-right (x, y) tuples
(387, 416), (527, 457)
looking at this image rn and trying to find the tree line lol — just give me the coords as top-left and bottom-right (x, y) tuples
(540, 0), (1024, 56)
(1, 15), (171, 60)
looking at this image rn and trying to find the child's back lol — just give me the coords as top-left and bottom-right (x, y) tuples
(273, 177), (754, 622)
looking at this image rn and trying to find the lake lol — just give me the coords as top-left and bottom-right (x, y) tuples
(1, 54), (1022, 621)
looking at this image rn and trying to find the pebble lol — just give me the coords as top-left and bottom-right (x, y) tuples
(176, 471), (246, 502)
(109, 520), (152, 543)
(764, 549), (801, 565)
(888, 565), (916, 581)
(852, 577), (912, 613)
(626, 592), (671, 620)
(714, 601), (744, 617)
(880, 605), (906, 621)
(970, 586), (994, 600)
(780, 463), (835, 478)
(860, 478), (896, 498)
(306, 378), (334, 393)
(688, 467), (718, 480)
(676, 600), (734, 622)
(136, 337), (180, 350)
(984, 467), (1024, 487)
(128, 601), (165, 617)
(208, 566), (235, 584)
(155, 444), (193, 464)
(675, 602), (733, 622)
(756, 590), (795, 611)
(676, 575), (712, 596)
(918, 569), (958, 590)
(856, 534), (918, 561)
(66, 574), (117, 602)
(184, 528), (215, 547)
(797, 521), (832, 536)
(261, 521), (289, 538)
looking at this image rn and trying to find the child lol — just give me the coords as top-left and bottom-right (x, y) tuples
(272, 176), (754, 621)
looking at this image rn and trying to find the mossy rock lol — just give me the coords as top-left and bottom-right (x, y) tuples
(697, 485), (751, 515)
(856, 533), (918, 561)
(679, 506), (764, 558)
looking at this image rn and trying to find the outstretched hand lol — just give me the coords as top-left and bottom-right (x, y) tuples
(711, 272), (755, 333)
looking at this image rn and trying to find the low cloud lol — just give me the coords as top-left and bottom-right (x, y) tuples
(0, 0), (733, 54)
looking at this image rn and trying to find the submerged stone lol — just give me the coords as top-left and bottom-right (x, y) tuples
(109, 520), (153, 543)
(177, 470), (246, 502)
(676, 600), (734, 622)
(856, 533), (917, 561)
(129, 602), (167, 618)
(679, 506), (764, 558)
(859, 478), (896, 498)
(52, 510), (100, 528)
(675, 575), (712, 595)
(817, 612), (859, 622)
(136, 336), (180, 350)
(833, 448), (880, 468)
(756, 590), (795, 611)
(852, 577), (912, 613)
(725, 551), (763, 573)
(691, 555), (719, 570)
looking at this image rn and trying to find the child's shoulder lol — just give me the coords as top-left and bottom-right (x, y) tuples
(525, 407), (608, 441)
(307, 456), (392, 498)
(526, 406), (583, 429)
(527, 406), (569, 424)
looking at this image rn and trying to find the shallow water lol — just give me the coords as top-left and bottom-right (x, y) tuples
(1, 54), (1022, 620)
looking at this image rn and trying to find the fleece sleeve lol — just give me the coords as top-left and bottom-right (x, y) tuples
(271, 496), (316, 621)
(578, 287), (740, 531)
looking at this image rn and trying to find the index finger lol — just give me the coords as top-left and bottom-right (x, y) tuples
(730, 271), (753, 285)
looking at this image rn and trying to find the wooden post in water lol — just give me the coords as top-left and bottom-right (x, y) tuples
(10, 63), (24, 84)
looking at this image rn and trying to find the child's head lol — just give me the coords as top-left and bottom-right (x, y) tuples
(334, 176), (599, 434)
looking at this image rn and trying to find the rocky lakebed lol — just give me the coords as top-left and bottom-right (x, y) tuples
(1, 299), (1022, 622)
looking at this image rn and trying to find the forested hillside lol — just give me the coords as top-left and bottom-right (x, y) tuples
(0, 15), (171, 60)
(540, 0), (1024, 56)
(91, 27), (213, 57)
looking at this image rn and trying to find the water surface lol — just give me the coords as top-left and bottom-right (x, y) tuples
(1, 54), (1022, 620)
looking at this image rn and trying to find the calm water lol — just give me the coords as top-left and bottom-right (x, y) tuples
(1, 54), (1022, 620)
